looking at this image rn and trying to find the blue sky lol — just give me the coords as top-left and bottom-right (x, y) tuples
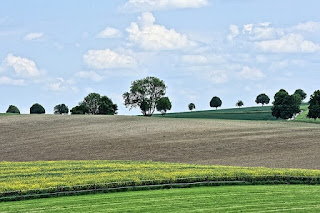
(1, 0), (320, 114)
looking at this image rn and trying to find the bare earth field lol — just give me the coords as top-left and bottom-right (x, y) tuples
(0, 115), (319, 169)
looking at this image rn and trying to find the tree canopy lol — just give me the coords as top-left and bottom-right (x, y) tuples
(123, 76), (167, 116)
(294, 89), (307, 101)
(54, 104), (69, 114)
(156, 97), (172, 115)
(6, 105), (20, 114)
(307, 90), (320, 120)
(98, 96), (118, 115)
(271, 89), (300, 119)
(83, 93), (101, 115)
(210, 96), (222, 110)
(255, 94), (270, 106)
(188, 103), (196, 111)
(236, 100), (244, 108)
(30, 103), (45, 114)
(70, 102), (89, 115)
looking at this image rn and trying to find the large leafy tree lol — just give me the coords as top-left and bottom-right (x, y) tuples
(294, 89), (307, 101)
(236, 100), (244, 108)
(188, 103), (196, 111)
(70, 102), (89, 115)
(255, 93), (270, 106)
(210, 96), (222, 110)
(271, 89), (300, 119)
(30, 103), (45, 114)
(123, 76), (167, 116)
(156, 97), (172, 116)
(6, 105), (20, 114)
(307, 90), (320, 120)
(83, 93), (101, 115)
(54, 104), (69, 114)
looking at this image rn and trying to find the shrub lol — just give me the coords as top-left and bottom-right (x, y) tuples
(6, 105), (20, 114)
(30, 103), (45, 114)
(54, 104), (69, 114)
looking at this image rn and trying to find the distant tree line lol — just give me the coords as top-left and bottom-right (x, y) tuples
(2, 76), (320, 120)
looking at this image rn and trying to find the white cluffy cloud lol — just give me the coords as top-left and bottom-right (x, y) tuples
(83, 49), (137, 69)
(97, 27), (122, 38)
(255, 33), (320, 53)
(126, 12), (196, 51)
(3, 54), (41, 77)
(48, 78), (78, 92)
(238, 66), (265, 80)
(122, 0), (208, 12)
(293, 21), (320, 32)
(24, 32), (44, 41)
(0, 76), (25, 86)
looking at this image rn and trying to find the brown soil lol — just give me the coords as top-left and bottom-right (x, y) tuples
(0, 115), (319, 169)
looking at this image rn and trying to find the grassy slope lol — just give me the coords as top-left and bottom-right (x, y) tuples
(0, 113), (19, 116)
(294, 104), (320, 124)
(2, 185), (320, 212)
(2, 160), (320, 192)
(154, 106), (277, 121)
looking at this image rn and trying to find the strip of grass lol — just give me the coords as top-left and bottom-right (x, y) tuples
(154, 106), (277, 121)
(1, 160), (320, 193)
(294, 104), (320, 124)
(1, 185), (320, 212)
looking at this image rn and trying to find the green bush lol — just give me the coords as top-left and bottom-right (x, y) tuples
(30, 103), (45, 114)
(6, 105), (20, 114)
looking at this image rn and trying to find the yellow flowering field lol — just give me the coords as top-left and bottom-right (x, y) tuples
(1, 160), (320, 192)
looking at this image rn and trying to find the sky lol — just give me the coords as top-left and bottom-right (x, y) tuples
(1, 0), (320, 115)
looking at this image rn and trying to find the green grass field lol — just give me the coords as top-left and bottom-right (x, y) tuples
(154, 106), (277, 121)
(0, 113), (19, 116)
(294, 104), (320, 124)
(1, 185), (320, 212)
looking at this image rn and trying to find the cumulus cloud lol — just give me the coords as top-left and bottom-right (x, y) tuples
(0, 76), (25, 86)
(96, 27), (122, 38)
(207, 70), (228, 84)
(24, 32), (44, 41)
(293, 21), (320, 32)
(181, 54), (226, 65)
(3, 54), (41, 77)
(83, 49), (137, 69)
(121, 0), (208, 12)
(75, 71), (104, 82)
(255, 33), (320, 53)
(227, 25), (239, 41)
(241, 23), (283, 41)
(126, 12), (196, 51)
(238, 66), (265, 80)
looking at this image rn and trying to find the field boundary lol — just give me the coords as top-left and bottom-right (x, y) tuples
(1, 175), (320, 202)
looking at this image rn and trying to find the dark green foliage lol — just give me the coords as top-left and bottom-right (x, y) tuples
(188, 103), (196, 111)
(98, 96), (118, 115)
(71, 94), (117, 115)
(294, 89), (307, 101)
(255, 94), (270, 106)
(210, 96), (222, 110)
(271, 89), (300, 119)
(71, 102), (89, 115)
(6, 105), (20, 114)
(54, 104), (69, 114)
(236, 100), (244, 108)
(307, 90), (320, 120)
(30, 103), (45, 114)
(123, 76), (167, 116)
(156, 97), (172, 115)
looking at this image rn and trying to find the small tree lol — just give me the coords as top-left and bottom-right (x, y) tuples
(294, 89), (307, 101)
(123, 76), (167, 116)
(6, 105), (20, 114)
(255, 93), (270, 106)
(30, 103), (45, 114)
(70, 102), (89, 115)
(307, 90), (320, 120)
(98, 96), (118, 115)
(188, 103), (196, 111)
(156, 97), (172, 116)
(210, 96), (222, 110)
(236, 100), (244, 108)
(271, 89), (300, 119)
(54, 104), (69, 114)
